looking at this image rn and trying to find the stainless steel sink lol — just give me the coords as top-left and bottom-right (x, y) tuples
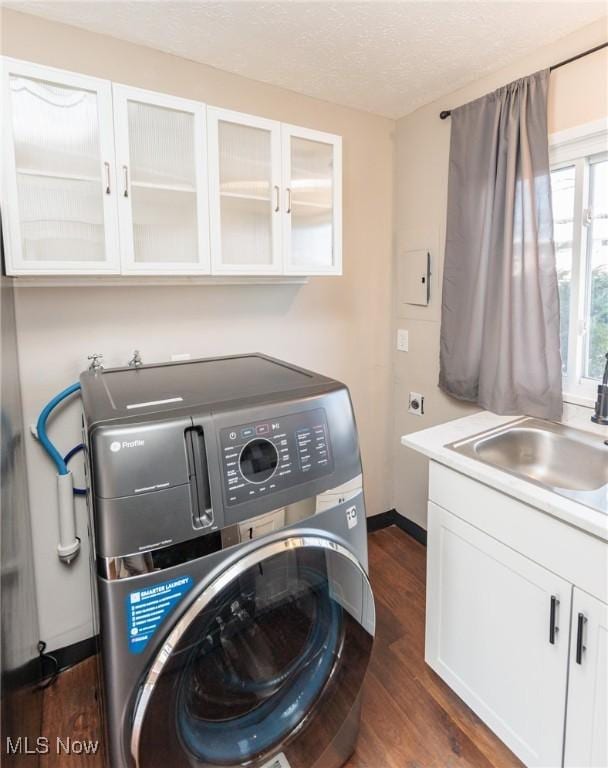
(447, 418), (608, 515)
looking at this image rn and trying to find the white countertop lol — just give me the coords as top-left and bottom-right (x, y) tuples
(402, 411), (608, 542)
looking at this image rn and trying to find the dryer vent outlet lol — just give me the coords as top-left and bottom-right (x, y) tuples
(408, 392), (424, 416)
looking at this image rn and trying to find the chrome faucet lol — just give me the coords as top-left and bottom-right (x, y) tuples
(87, 353), (104, 372)
(591, 352), (608, 429)
(128, 350), (143, 368)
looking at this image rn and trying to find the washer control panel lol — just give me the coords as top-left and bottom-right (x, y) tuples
(220, 409), (333, 506)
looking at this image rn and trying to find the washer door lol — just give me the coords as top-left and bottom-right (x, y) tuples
(131, 535), (374, 768)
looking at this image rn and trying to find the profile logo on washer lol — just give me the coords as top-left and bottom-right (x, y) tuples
(110, 439), (145, 452)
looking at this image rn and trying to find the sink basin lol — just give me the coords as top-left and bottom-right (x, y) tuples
(447, 418), (608, 515)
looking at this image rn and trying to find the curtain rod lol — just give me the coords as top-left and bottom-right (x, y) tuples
(439, 41), (608, 119)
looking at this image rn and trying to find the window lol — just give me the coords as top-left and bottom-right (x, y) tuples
(550, 121), (608, 403)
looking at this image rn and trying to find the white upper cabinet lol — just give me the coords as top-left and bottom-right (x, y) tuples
(2, 59), (120, 274)
(112, 85), (210, 274)
(2, 58), (343, 279)
(207, 108), (282, 275)
(282, 125), (342, 275)
(207, 112), (342, 276)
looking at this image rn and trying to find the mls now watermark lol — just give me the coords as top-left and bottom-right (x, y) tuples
(6, 736), (100, 755)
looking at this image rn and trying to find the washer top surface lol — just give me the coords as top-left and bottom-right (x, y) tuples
(80, 354), (336, 426)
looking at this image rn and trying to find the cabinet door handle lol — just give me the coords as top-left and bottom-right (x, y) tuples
(104, 162), (111, 194)
(286, 187), (292, 214)
(576, 612), (587, 664)
(273, 185), (280, 213)
(549, 595), (559, 644)
(122, 165), (129, 198)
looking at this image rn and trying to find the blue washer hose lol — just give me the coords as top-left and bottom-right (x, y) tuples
(36, 382), (81, 475)
(36, 382), (82, 564)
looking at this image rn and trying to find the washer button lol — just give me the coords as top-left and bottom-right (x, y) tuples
(241, 427), (255, 439)
(256, 424), (270, 435)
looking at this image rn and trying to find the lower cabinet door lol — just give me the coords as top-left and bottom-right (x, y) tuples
(564, 588), (608, 768)
(426, 502), (571, 767)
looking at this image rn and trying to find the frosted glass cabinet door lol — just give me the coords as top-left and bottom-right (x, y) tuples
(113, 85), (209, 274)
(282, 125), (342, 275)
(207, 108), (282, 275)
(1, 59), (120, 274)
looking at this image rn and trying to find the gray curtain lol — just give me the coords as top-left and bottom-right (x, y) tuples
(439, 69), (563, 420)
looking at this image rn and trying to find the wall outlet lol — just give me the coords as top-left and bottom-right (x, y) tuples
(397, 329), (409, 352)
(408, 392), (424, 416)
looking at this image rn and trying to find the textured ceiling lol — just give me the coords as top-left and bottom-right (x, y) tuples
(6, 1), (608, 118)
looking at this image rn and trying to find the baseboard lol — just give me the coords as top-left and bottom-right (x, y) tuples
(366, 510), (396, 532)
(0, 634), (96, 691)
(52, 635), (98, 672)
(367, 509), (427, 546)
(392, 511), (427, 546)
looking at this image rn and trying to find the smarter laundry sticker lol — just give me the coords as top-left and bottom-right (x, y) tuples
(126, 575), (193, 654)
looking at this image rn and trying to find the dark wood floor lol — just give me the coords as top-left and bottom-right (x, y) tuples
(343, 527), (521, 768)
(37, 526), (521, 767)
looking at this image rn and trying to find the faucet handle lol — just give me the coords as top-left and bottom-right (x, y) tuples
(591, 351), (608, 425)
(128, 350), (143, 368)
(87, 353), (104, 372)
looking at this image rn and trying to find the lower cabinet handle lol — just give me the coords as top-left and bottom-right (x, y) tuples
(576, 612), (587, 664)
(123, 165), (129, 198)
(273, 185), (280, 213)
(104, 161), (111, 194)
(549, 595), (559, 644)
(286, 187), (292, 214)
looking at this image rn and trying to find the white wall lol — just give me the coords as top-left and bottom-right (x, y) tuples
(393, 18), (608, 529)
(1, 9), (395, 650)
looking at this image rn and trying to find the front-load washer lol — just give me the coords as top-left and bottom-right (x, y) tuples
(80, 354), (375, 768)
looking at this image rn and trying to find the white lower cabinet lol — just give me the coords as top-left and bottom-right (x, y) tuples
(426, 462), (608, 768)
(564, 589), (608, 768)
(426, 501), (571, 767)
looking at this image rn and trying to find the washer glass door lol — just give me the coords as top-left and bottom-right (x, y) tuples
(131, 535), (374, 768)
